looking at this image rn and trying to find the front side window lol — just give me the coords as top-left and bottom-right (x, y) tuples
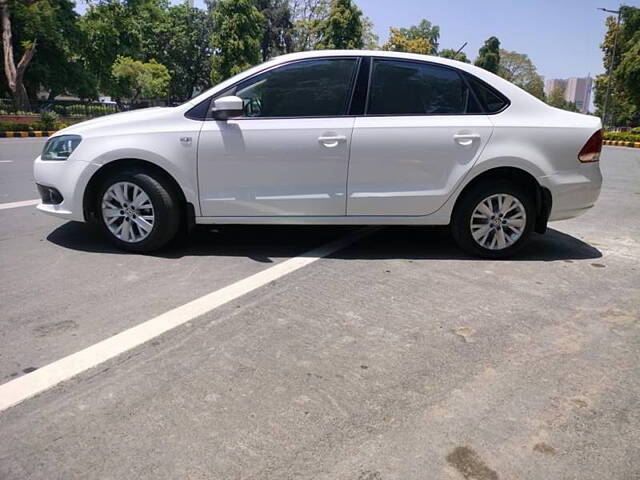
(234, 58), (358, 118)
(367, 59), (480, 115)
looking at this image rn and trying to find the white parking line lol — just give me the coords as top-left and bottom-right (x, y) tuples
(0, 227), (377, 412)
(0, 160), (13, 163)
(0, 199), (40, 210)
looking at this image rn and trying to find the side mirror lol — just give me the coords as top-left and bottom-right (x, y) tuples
(211, 95), (244, 120)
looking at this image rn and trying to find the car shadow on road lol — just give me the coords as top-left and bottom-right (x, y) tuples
(47, 222), (602, 262)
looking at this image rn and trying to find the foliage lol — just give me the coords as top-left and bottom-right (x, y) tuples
(439, 48), (469, 63)
(79, 1), (169, 97)
(39, 109), (58, 130)
(8, 0), (97, 100)
(475, 36), (500, 74)
(382, 19), (439, 54)
(546, 86), (579, 112)
(0, 119), (71, 131)
(498, 49), (544, 99)
(361, 15), (378, 49)
(210, 0), (264, 83)
(111, 56), (170, 102)
(159, 3), (213, 101)
(315, 0), (364, 50)
(603, 131), (640, 142)
(256, 0), (293, 60)
(382, 28), (430, 54)
(594, 6), (640, 126)
(290, 0), (330, 51)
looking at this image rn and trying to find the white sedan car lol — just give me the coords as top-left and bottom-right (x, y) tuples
(34, 50), (602, 258)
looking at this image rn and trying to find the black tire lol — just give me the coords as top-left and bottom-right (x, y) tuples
(96, 170), (180, 253)
(450, 180), (536, 259)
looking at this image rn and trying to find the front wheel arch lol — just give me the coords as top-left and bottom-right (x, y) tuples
(83, 159), (194, 230)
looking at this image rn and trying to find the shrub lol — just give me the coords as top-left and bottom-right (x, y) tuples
(604, 131), (640, 142)
(40, 110), (59, 130)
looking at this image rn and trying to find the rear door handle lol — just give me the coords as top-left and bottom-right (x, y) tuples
(453, 133), (481, 146)
(318, 135), (346, 147)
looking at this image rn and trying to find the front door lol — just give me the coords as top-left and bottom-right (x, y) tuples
(347, 58), (494, 216)
(198, 58), (359, 217)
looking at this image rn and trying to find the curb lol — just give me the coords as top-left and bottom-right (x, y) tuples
(0, 131), (55, 138)
(603, 139), (640, 148)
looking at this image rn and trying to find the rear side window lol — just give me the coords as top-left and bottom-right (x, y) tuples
(464, 73), (509, 113)
(234, 58), (358, 118)
(367, 59), (481, 115)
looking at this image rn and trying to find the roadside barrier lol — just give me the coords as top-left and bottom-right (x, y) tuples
(0, 131), (55, 138)
(603, 139), (640, 148)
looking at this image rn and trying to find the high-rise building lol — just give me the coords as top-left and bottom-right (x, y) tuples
(544, 77), (593, 113)
(544, 78), (567, 97)
(564, 77), (593, 113)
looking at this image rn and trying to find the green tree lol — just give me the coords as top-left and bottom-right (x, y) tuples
(315, 0), (364, 50)
(498, 49), (544, 99)
(79, 0), (169, 97)
(256, 0), (293, 61)
(361, 15), (378, 49)
(382, 28), (431, 54)
(475, 36), (500, 74)
(157, 3), (213, 101)
(439, 48), (469, 63)
(290, 0), (329, 51)
(1, 0), (95, 108)
(382, 19), (439, 54)
(111, 56), (170, 104)
(210, 0), (264, 83)
(594, 6), (640, 126)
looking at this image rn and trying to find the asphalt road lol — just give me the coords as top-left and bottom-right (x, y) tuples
(0, 139), (639, 479)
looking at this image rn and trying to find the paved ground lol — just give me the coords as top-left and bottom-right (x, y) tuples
(0, 139), (639, 479)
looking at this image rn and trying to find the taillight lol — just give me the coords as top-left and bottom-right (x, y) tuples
(578, 129), (603, 163)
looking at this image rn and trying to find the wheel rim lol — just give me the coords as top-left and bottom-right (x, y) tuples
(101, 181), (155, 243)
(470, 193), (526, 251)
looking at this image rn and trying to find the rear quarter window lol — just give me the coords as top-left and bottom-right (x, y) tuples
(464, 73), (510, 113)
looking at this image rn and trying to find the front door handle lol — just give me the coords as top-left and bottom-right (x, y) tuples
(318, 135), (346, 148)
(453, 133), (481, 146)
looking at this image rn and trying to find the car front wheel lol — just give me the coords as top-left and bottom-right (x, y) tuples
(96, 170), (180, 253)
(451, 180), (535, 259)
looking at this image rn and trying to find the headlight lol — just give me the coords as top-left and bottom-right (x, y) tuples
(41, 135), (82, 161)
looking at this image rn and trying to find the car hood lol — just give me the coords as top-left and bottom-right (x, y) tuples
(55, 107), (175, 137)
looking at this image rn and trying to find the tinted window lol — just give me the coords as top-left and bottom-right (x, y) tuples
(464, 73), (509, 113)
(234, 58), (358, 118)
(367, 59), (480, 115)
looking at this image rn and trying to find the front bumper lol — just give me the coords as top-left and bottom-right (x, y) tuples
(33, 156), (100, 222)
(539, 162), (602, 221)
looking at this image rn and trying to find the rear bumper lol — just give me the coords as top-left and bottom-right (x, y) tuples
(539, 162), (602, 221)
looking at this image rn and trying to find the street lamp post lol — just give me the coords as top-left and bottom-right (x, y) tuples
(598, 7), (621, 129)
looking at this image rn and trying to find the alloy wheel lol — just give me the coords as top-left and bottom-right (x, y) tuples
(101, 181), (155, 243)
(470, 193), (526, 250)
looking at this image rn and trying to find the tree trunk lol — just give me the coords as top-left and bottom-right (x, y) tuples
(1, 0), (37, 111)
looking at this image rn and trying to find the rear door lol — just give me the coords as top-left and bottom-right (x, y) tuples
(347, 58), (494, 216)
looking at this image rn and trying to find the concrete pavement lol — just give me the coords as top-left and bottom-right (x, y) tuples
(0, 142), (638, 479)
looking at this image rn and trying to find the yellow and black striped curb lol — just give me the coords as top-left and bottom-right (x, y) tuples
(603, 139), (640, 148)
(0, 131), (55, 138)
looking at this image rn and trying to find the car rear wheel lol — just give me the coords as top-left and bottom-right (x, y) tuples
(96, 170), (180, 253)
(451, 180), (535, 259)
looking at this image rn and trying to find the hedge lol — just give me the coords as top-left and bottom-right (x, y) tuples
(0, 121), (70, 132)
(604, 131), (640, 143)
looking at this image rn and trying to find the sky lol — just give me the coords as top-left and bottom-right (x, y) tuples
(76, 0), (640, 81)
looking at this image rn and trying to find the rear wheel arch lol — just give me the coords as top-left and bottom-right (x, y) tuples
(454, 166), (551, 234)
